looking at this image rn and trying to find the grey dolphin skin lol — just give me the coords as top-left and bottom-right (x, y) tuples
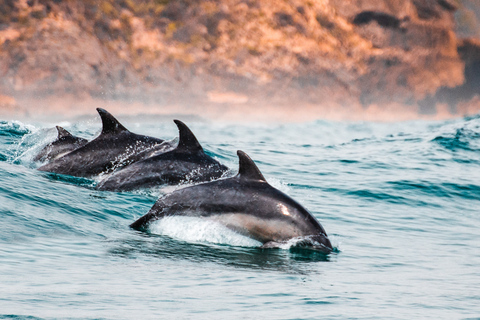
(34, 126), (88, 162)
(130, 150), (333, 253)
(38, 108), (171, 177)
(96, 120), (229, 191)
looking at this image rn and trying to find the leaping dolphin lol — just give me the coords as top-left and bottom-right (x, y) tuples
(38, 108), (171, 177)
(96, 120), (229, 191)
(130, 150), (333, 253)
(34, 126), (88, 162)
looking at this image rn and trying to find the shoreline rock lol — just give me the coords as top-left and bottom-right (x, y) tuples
(1, 0), (480, 121)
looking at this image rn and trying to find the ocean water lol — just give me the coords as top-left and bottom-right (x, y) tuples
(1, 113), (480, 319)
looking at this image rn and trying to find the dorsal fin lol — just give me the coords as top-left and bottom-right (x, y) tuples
(96, 108), (129, 134)
(56, 126), (73, 139)
(236, 150), (266, 182)
(173, 120), (203, 153)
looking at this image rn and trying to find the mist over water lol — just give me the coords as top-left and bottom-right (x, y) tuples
(1, 114), (480, 319)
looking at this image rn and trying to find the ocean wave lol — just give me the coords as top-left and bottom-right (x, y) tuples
(432, 117), (480, 152)
(389, 180), (480, 201)
(0, 120), (33, 137)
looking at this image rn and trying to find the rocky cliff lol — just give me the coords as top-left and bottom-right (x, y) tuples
(0, 0), (479, 121)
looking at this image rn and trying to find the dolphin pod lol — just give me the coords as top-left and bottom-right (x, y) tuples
(36, 109), (333, 253)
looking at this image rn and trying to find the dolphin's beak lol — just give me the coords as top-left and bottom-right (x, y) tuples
(311, 234), (333, 253)
(292, 234), (333, 253)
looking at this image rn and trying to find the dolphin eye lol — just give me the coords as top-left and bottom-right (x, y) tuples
(278, 203), (291, 216)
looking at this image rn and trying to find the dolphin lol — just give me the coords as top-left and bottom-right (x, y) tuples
(38, 108), (171, 177)
(96, 120), (229, 191)
(130, 150), (333, 253)
(34, 126), (88, 162)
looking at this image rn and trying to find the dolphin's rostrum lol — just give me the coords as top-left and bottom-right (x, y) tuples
(130, 150), (333, 253)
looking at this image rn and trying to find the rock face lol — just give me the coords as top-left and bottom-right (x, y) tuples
(0, 0), (479, 120)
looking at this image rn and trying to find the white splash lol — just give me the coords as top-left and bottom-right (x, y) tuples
(13, 126), (56, 166)
(268, 177), (291, 193)
(149, 216), (262, 247)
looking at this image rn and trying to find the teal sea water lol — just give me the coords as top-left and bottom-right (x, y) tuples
(1, 114), (480, 319)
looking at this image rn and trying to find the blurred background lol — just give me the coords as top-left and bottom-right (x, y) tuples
(0, 0), (479, 122)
